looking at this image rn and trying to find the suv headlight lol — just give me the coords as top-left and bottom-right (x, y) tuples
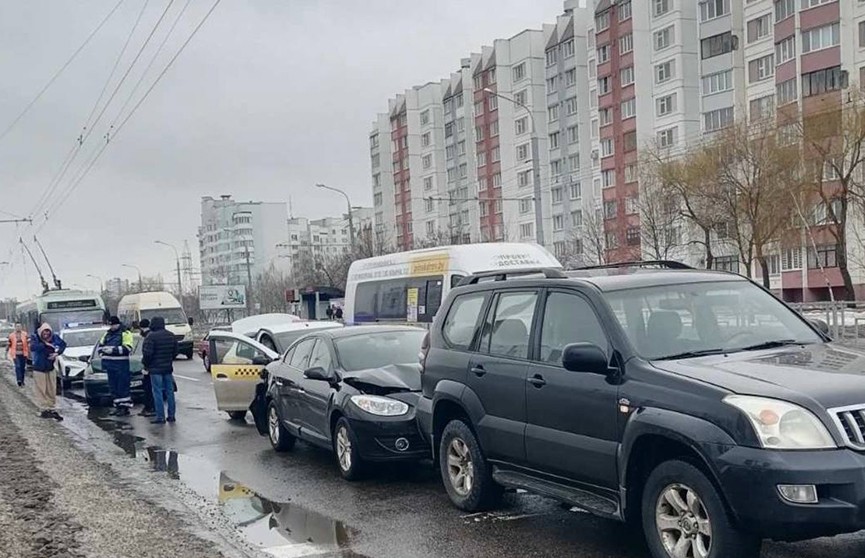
(724, 395), (835, 450)
(350, 395), (409, 416)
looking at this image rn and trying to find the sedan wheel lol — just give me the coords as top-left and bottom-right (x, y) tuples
(333, 417), (364, 481)
(267, 401), (295, 452)
(656, 484), (711, 558)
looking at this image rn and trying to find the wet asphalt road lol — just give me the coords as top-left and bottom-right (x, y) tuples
(56, 357), (865, 558)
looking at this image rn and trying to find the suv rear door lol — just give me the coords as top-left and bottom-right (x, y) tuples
(524, 288), (619, 488)
(468, 288), (540, 465)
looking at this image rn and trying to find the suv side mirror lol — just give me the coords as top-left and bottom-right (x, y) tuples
(251, 355), (272, 366)
(562, 343), (609, 374)
(810, 318), (830, 335)
(304, 366), (335, 382)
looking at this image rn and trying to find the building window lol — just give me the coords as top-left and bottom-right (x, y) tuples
(591, 119), (599, 140)
(546, 76), (557, 92)
(512, 63), (526, 82)
(802, 23), (840, 54)
(782, 247), (802, 270)
(490, 120), (499, 137)
(700, 0), (730, 22)
(488, 95), (498, 111)
(748, 13), (772, 43)
(621, 97), (636, 119)
(714, 256), (740, 274)
(420, 110), (430, 125)
(425, 221), (435, 236)
(618, 0), (632, 21)
(488, 69), (496, 85)
(514, 89), (527, 106)
(515, 117), (528, 135)
(572, 209), (583, 226)
(775, 0), (795, 21)
(626, 227), (641, 246)
(563, 40), (575, 59)
(620, 66), (635, 86)
(553, 214), (565, 231)
(775, 36), (796, 65)
(492, 173), (502, 188)
(776, 77), (798, 105)
(477, 152), (487, 168)
(602, 169), (615, 188)
(860, 21), (865, 48)
(749, 54), (775, 83)
(704, 106), (734, 132)
(374, 192), (383, 207)
(655, 26), (674, 51)
(551, 159), (563, 176)
(656, 93), (677, 116)
(702, 69), (733, 95)
(550, 131), (560, 149)
(458, 140), (466, 156)
(548, 104), (559, 122)
(619, 33), (634, 54)
(446, 145), (456, 161)
(802, 66), (845, 97)
(656, 60), (675, 84)
(567, 125), (579, 144)
(597, 44), (611, 64)
(590, 89), (598, 108)
(606, 231), (619, 249)
(423, 176), (433, 191)
(552, 187), (563, 204)
(546, 47), (557, 67)
(570, 184), (581, 201)
(658, 126), (677, 148)
(491, 146), (501, 162)
(749, 94), (775, 121)
(802, 0), (836, 9)
(518, 170), (531, 187)
(599, 107), (613, 126)
(598, 76), (612, 95)
(624, 163), (638, 183)
(654, 0), (670, 17)
(424, 198), (434, 213)
(595, 9), (610, 31)
(565, 97), (578, 115)
(601, 138), (614, 157)
(624, 131), (637, 152)
(371, 154), (380, 168)
(445, 122), (455, 138)
(459, 163), (467, 178)
(604, 200), (617, 219)
(625, 196), (639, 215)
(421, 132), (431, 147)
(702, 32), (735, 60)
(589, 60), (597, 79)
(517, 143), (530, 161)
(520, 223), (534, 239)
(565, 68), (577, 87)
(422, 154), (432, 169)
(808, 245), (838, 269)
(447, 167), (457, 182)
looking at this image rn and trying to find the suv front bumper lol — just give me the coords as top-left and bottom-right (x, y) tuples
(717, 444), (865, 541)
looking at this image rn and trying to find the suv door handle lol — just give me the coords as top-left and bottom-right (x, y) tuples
(470, 365), (486, 377)
(527, 374), (546, 388)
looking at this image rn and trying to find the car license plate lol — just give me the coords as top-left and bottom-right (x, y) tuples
(131, 380), (143, 387)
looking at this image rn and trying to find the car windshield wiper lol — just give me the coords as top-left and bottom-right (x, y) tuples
(654, 348), (727, 361)
(736, 339), (801, 352)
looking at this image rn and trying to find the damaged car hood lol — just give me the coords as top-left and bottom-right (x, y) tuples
(342, 363), (421, 392)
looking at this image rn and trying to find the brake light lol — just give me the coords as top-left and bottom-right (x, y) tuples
(419, 332), (430, 374)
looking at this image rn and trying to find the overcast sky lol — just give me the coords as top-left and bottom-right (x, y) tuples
(0, 0), (565, 300)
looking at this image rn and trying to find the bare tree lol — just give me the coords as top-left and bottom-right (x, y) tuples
(797, 92), (865, 300)
(414, 228), (454, 249)
(638, 155), (683, 260)
(252, 266), (294, 314)
(574, 206), (607, 266)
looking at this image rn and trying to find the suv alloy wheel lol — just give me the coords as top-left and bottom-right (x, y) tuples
(267, 401), (295, 452)
(642, 460), (759, 558)
(439, 419), (502, 511)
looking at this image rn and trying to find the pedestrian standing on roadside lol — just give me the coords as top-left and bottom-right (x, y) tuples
(141, 316), (178, 425)
(98, 316), (134, 416)
(7, 323), (30, 387)
(137, 319), (156, 417)
(29, 323), (65, 421)
(334, 306), (343, 322)
(325, 305), (333, 320)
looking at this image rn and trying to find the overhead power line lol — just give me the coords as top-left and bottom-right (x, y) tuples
(0, 0), (125, 145)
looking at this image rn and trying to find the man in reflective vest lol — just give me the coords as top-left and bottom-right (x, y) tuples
(7, 323), (30, 387)
(98, 316), (135, 416)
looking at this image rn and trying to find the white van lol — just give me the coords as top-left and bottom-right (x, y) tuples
(344, 243), (562, 326)
(117, 292), (194, 359)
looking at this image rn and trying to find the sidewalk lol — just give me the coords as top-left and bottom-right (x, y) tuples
(0, 362), (255, 558)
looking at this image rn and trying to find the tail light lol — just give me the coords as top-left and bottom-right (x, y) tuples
(419, 332), (430, 374)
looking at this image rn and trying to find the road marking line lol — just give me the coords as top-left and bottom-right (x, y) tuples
(173, 374), (201, 382)
(263, 543), (330, 557)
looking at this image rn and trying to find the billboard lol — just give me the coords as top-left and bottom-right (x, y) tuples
(199, 285), (247, 310)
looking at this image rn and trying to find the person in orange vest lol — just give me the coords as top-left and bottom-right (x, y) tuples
(7, 323), (30, 387)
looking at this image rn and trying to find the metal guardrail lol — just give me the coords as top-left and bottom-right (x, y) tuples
(788, 301), (865, 341)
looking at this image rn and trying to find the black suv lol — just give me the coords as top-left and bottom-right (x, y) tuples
(416, 263), (865, 558)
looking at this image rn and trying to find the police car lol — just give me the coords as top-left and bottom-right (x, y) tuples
(57, 323), (108, 388)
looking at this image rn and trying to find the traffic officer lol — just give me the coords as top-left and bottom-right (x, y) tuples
(98, 316), (134, 416)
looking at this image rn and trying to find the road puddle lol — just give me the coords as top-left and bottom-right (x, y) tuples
(86, 411), (357, 555)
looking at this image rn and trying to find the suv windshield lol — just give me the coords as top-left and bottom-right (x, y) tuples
(602, 280), (822, 360)
(335, 330), (426, 372)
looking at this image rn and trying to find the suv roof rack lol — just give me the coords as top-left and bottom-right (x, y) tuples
(458, 267), (567, 287)
(575, 260), (693, 271)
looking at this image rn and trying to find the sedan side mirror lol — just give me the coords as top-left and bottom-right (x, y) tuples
(562, 343), (609, 374)
(78, 355), (90, 363)
(304, 366), (335, 382)
(251, 356), (272, 366)
(810, 318), (830, 335)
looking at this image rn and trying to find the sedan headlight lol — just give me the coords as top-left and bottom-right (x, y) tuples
(350, 395), (409, 417)
(724, 395), (835, 450)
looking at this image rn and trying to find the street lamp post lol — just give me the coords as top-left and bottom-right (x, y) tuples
(122, 264), (142, 292)
(483, 88), (545, 247)
(316, 183), (355, 251)
(86, 274), (103, 293)
(155, 240), (182, 297)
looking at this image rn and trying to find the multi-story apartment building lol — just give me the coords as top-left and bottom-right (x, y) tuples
(283, 208), (374, 277)
(198, 195), (289, 287)
(370, 115), (395, 249)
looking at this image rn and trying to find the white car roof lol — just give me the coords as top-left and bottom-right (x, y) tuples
(262, 321), (343, 335)
(231, 313), (302, 336)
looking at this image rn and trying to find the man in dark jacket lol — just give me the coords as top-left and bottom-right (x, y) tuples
(137, 319), (156, 417)
(141, 316), (178, 424)
(29, 323), (66, 421)
(98, 316), (134, 416)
